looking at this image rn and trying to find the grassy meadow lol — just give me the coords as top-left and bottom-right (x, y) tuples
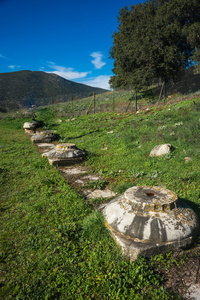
(0, 91), (200, 299)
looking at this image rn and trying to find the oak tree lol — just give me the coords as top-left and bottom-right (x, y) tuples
(109, 0), (200, 90)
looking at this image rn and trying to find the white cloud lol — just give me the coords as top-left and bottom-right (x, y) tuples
(47, 62), (91, 80)
(90, 52), (106, 69)
(8, 65), (15, 69)
(44, 61), (111, 90)
(8, 65), (20, 70)
(80, 75), (111, 90)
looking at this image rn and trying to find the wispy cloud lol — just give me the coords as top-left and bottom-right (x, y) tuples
(43, 60), (110, 89)
(90, 52), (106, 69)
(0, 53), (9, 60)
(47, 62), (91, 80)
(80, 75), (111, 90)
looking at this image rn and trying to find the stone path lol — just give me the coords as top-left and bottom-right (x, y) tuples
(58, 164), (116, 201)
(34, 140), (116, 203)
(24, 126), (200, 299)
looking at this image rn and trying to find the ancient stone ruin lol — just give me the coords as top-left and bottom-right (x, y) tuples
(31, 130), (57, 143)
(23, 122), (199, 262)
(103, 186), (199, 260)
(42, 143), (86, 166)
(23, 121), (41, 134)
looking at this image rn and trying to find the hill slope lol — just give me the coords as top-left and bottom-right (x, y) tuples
(0, 94), (200, 299)
(0, 70), (107, 111)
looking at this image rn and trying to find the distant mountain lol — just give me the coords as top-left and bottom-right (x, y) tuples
(0, 70), (108, 111)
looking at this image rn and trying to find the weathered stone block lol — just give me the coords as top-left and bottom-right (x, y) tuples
(23, 121), (40, 130)
(42, 143), (86, 166)
(103, 186), (199, 260)
(31, 131), (57, 143)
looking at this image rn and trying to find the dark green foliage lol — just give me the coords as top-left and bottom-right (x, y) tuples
(110, 0), (200, 89)
(114, 182), (134, 194)
(35, 107), (58, 128)
(87, 180), (108, 190)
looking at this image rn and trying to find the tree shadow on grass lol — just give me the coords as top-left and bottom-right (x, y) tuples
(62, 129), (100, 141)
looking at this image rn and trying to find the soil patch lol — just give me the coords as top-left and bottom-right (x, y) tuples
(149, 247), (200, 299)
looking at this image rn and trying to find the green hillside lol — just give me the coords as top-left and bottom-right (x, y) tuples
(0, 92), (200, 299)
(0, 70), (107, 111)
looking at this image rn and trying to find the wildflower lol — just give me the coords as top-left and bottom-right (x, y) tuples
(158, 125), (166, 131)
(173, 121), (183, 127)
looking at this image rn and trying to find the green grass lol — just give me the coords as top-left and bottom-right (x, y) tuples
(0, 118), (172, 299)
(45, 97), (200, 214)
(30, 88), (157, 120)
(1, 92), (200, 299)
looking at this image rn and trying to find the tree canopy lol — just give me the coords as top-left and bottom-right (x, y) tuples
(109, 0), (200, 89)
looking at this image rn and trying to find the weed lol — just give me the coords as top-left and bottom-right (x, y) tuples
(114, 182), (135, 194)
(150, 251), (188, 270)
(129, 170), (146, 178)
(147, 170), (159, 179)
(87, 180), (108, 190)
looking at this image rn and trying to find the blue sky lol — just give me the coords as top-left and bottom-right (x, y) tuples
(0, 0), (144, 89)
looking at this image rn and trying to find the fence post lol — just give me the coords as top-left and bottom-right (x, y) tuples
(112, 91), (115, 112)
(93, 92), (95, 114)
(157, 81), (164, 104)
(163, 81), (166, 104)
(135, 92), (138, 112)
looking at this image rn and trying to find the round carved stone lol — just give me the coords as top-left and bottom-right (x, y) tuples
(42, 143), (86, 166)
(23, 121), (41, 134)
(54, 143), (77, 151)
(23, 121), (40, 130)
(31, 131), (57, 143)
(123, 186), (178, 213)
(103, 186), (199, 260)
(23, 121), (41, 130)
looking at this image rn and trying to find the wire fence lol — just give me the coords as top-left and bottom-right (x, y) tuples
(47, 70), (200, 118)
